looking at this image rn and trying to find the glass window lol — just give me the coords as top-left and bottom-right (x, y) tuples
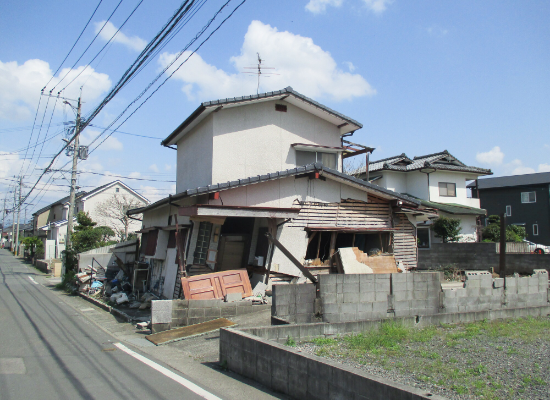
(296, 150), (337, 169)
(116, 188), (120, 193)
(506, 205), (511, 217)
(533, 224), (539, 236)
(296, 150), (316, 166)
(193, 222), (213, 264)
(521, 191), (536, 203)
(417, 228), (430, 249)
(438, 182), (456, 197)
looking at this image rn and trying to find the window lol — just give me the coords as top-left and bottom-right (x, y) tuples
(533, 224), (539, 236)
(417, 228), (430, 249)
(521, 191), (536, 203)
(145, 229), (158, 256)
(193, 222), (213, 264)
(275, 104), (287, 112)
(115, 188), (120, 193)
(438, 182), (456, 197)
(506, 205), (511, 217)
(296, 150), (337, 169)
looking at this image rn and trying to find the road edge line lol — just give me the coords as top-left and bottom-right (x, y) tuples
(114, 342), (222, 400)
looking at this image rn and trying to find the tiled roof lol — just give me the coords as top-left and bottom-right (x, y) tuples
(361, 150), (491, 175)
(128, 163), (421, 215)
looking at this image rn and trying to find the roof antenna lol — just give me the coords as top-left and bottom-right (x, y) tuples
(242, 53), (279, 94)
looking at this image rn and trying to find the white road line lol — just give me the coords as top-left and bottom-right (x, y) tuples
(28, 276), (39, 285)
(114, 343), (222, 400)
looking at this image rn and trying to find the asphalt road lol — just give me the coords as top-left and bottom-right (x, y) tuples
(0, 250), (222, 400)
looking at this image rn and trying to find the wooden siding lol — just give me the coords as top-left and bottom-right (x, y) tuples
(290, 198), (392, 230)
(393, 214), (417, 269)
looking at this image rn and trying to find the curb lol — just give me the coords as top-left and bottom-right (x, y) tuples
(78, 292), (133, 322)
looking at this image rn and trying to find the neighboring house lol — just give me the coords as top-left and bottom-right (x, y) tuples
(129, 87), (430, 299)
(355, 151), (492, 247)
(469, 172), (550, 246)
(34, 181), (149, 259)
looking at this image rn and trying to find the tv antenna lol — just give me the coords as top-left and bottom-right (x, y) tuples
(242, 53), (279, 94)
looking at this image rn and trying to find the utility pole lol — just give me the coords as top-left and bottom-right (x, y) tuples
(11, 186), (16, 253)
(1, 195), (6, 248)
(63, 95), (82, 275)
(14, 176), (22, 256)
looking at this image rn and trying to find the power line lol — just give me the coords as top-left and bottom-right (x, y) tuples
(42, 0), (105, 91)
(47, 169), (176, 182)
(89, 0), (246, 152)
(48, 0), (126, 94)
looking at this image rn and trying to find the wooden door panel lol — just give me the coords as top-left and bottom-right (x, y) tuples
(181, 269), (252, 300)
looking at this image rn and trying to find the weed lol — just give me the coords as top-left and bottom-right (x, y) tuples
(507, 347), (519, 355)
(311, 337), (337, 346)
(285, 336), (296, 347)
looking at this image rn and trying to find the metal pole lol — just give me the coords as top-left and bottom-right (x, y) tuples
(1, 196), (6, 247)
(499, 213), (506, 278)
(11, 188), (16, 253)
(14, 177), (22, 256)
(64, 96), (82, 275)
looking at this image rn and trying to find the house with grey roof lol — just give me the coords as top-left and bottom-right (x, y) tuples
(129, 87), (430, 299)
(355, 150), (492, 247)
(469, 172), (550, 246)
(33, 180), (148, 260)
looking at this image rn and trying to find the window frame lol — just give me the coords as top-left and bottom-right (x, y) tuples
(193, 222), (213, 265)
(417, 227), (431, 249)
(506, 205), (512, 217)
(295, 149), (337, 170)
(533, 224), (539, 236)
(438, 182), (457, 197)
(521, 191), (536, 203)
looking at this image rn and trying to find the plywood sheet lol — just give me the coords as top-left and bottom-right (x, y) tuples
(146, 318), (236, 345)
(181, 269), (253, 300)
(338, 247), (398, 274)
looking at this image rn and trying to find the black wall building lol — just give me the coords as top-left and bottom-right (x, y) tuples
(469, 172), (550, 245)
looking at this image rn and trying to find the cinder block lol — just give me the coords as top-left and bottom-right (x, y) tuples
(274, 294), (292, 306)
(273, 305), (289, 317)
(320, 283), (337, 294)
(343, 274), (360, 283)
(288, 368), (308, 399)
(414, 281), (428, 291)
(341, 313), (358, 322)
(322, 293), (337, 304)
(297, 302), (314, 314)
(343, 292), (360, 303)
(372, 301), (387, 314)
(336, 283), (344, 294)
(359, 291), (375, 302)
(323, 303), (339, 314)
(343, 282), (359, 293)
(375, 291), (388, 301)
(204, 307), (221, 318)
(360, 280), (374, 292)
(341, 303), (357, 314)
(320, 274), (338, 285)
(188, 308), (205, 318)
(271, 361), (289, 394)
(413, 290), (428, 300)
(357, 302), (373, 313)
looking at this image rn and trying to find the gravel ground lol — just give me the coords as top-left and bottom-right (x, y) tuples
(295, 317), (550, 400)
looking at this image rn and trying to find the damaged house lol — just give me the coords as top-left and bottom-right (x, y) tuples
(128, 87), (430, 299)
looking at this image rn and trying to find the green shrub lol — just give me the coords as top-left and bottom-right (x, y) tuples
(433, 217), (462, 243)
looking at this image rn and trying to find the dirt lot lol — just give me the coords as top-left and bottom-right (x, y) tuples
(295, 317), (550, 400)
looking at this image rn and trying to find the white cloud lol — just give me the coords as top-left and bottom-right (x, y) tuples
(343, 61), (356, 72)
(0, 152), (24, 180)
(94, 21), (146, 52)
(159, 20), (375, 102)
(149, 164), (159, 172)
(538, 163), (550, 172)
(508, 159), (535, 175)
(362, 0), (392, 14)
(80, 129), (123, 151)
(476, 146), (504, 166)
(164, 164), (173, 171)
(0, 59), (111, 121)
(305, 0), (343, 14)
(138, 185), (166, 202)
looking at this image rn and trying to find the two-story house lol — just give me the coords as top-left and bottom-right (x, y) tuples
(129, 87), (429, 299)
(33, 181), (148, 259)
(469, 172), (550, 246)
(356, 151), (492, 248)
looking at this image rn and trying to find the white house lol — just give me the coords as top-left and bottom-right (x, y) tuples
(129, 87), (430, 299)
(35, 181), (149, 259)
(357, 151), (492, 247)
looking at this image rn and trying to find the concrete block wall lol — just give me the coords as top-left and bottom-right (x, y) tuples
(271, 283), (316, 323)
(418, 243), (550, 274)
(220, 327), (442, 400)
(442, 269), (549, 313)
(318, 272), (442, 323)
(151, 299), (270, 333)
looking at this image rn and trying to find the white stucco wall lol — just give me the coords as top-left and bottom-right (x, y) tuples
(405, 172), (430, 199)
(429, 213), (479, 244)
(379, 171), (407, 193)
(217, 175), (368, 209)
(83, 182), (148, 238)
(176, 116), (214, 192)
(211, 100), (342, 185)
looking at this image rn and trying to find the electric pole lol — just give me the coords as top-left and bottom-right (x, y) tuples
(11, 186), (16, 253)
(1, 195), (6, 247)
(63, 95), (82, 275)
(14, 176), (22, 256)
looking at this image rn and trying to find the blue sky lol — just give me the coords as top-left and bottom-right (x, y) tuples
(1, 0), (549, 224)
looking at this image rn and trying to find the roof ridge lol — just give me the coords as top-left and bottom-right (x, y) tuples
(413, 150), (450, 160)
